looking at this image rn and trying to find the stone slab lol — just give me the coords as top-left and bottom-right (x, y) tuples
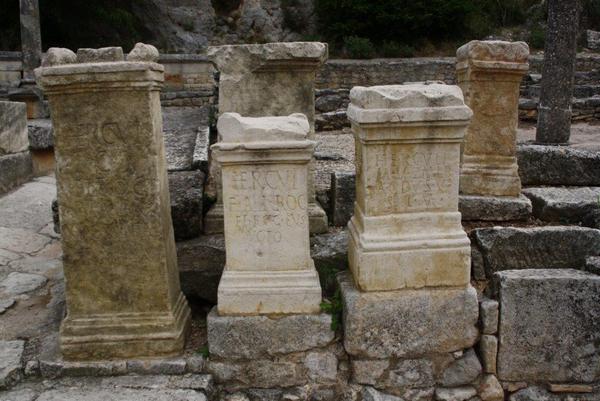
(207, 307), (334, 359)
(338, 271), (478, 359)
(0, 178), (56, 231)
(330, 171), (355, 227)
(495, 269), (600, 382)
(36, 388), (206, 401)
(522, 186), (600, 223)
(163, 106), (210, 171)
(472, 226), (600, 279)
(0, 340), (24, 389)
(168, 170), (204, 241)
(0, 227), (50, 254)
(0, 101), (29, 155)
(510, 386), (600, 401)
(0, 152), (33, 195)
(0, 272), (47, 295)
(459, 194), (531, 221)
(517, 144), (600, 186)
(192, 126), (210, 172)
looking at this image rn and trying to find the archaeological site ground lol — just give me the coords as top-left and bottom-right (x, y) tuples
(1, 1), (600, 400)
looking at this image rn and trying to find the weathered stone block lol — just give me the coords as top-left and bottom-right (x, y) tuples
(495, 269), (600, 382)
(28, 119), (53, 150)
(0, 340), (24, 389)
(0, 101), (29, 155)
(510, 386), (600, 401)
(522, 186), (600, 223)
(517, 144), (600, 186)
(207, 307), (334, 359)
(472, 226), (600, 278)
(76, 46), (124, 63)
(168, 170), (204, 241)
(440, 348), (482, 387)
(435, 387), (477, 401)
(331, 171), (355, 227)
(0, 151), (33, 195)
(479, 298), (499, 335)
(477, 374), (503, 401)
(478, 335), (497, 374)
(459, 195), (531, 221)
(339, 272), (478, 359)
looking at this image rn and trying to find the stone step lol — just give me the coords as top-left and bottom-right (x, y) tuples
(522, 186), (600, 223)
(517, 144), (600, 186)
(470, 226), (600, 280)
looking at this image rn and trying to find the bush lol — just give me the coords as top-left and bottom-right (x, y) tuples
(343, 36), (376, 58)
(380, 41), (415, 58)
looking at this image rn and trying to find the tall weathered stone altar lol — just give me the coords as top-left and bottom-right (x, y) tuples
(204, 42), (329, 234)
(339, 83), (479, 397)
(35, 44), (191, 360)
(211, 112), (322, 315)
(457, 40), (529, 197)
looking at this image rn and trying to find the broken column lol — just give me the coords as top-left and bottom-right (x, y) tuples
(340, 83), (479, 397)
(207, 113), (336, 390)
(211, 112), (322, 315)
(536, 0), (581, 144)
(457, 40), (529, 197)
(205, 42), (329, 234)
(35, 44), (191, 360)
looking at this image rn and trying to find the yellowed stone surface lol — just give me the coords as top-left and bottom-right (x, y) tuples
(205, 42), (328, 234)
(213, 112), (321, 315)
(457, 40), (529, 196)
(347, 83), (472, 292)
(35, 46), (190, 360)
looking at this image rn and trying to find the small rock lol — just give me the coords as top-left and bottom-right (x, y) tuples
(362, 386), (404, 401)
(1, 272), (47, 295)
(501, 381), (527, 392)
(24, 359), (39, 376)
(586, 256), (600, 275)
(478, 335), (498, 374)
(479, 298), (499, 335)
(185, 355), (206, 373)
(0, 297), (16, 314)
(435, 386), (477, 401)
(76, 47), (124, 63)
(42, 48), (76, 66)
(0, 340), (25, 389)
(440, 349), (482, 387)
(304, 352), (338, 382)
(522, 186), (600, 223)
(478, 374), (504, 401)
(126, 43), (160, 62)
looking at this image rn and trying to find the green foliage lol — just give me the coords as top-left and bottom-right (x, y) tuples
(320, 289), (343, 332)
(343, 36), (376, 59)
(529, 25), (546, 49)
(196, 345), (209, 358)
(380, 41), (415, 58)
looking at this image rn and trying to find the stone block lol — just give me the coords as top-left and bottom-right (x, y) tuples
(168, 170), (204, 241)
(0, 101), (29, 155)
(36, 388), (207, 401)
(588, 30), (600, 50)
(459, 195), (531, 221)
(435, 387), (477, 401)
(192, 126), (210, 172)
(517, 144), (600, 186)
(510, 386), (599, 401)
(479, 298), (499, 335)
(76, 46), (124, 63)
(339, 272), (478, 359)
(331, 171), (355, 226)
(472, 226), (600, 279)
(478, 374), (503, 401)
(522, 186), (600, 223)
(0, 151), (33, 195)
(27, 119), (53, 150)
(495, 269), (600, 382)
(207, 307), (334, 359)
(478, 335), (498, 374)
(163, 106), (210, 172)
(0, 340), (24, 389)
(586, 256), (600, 275)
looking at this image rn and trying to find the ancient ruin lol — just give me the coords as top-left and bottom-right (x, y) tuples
(35, 44), (191, 360)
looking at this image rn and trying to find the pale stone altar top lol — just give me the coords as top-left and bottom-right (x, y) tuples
(207, 42), (328, 72)
(456, 40), (529, 71)
(347, 82), (472, 124)
(216, 112), (310, 144)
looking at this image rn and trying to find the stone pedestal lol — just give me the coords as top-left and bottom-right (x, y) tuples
(211, 112), (322, 315)
(35, 45), (191, 360)
(346, 83), (472, 292)
(456, 40), (529, 197)
(536, 0), (581, 144)
(205, 42), (329, 234)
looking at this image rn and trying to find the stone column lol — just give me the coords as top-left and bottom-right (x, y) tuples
(19, 0), (42, 83)
(536, 0), (581, 144)
(347, 83), (473, 292)
(205, 42), (329, 234)
(457, 40), (529, 197)
(35, 45), (191, 360)
(212, 112), (322, 315)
